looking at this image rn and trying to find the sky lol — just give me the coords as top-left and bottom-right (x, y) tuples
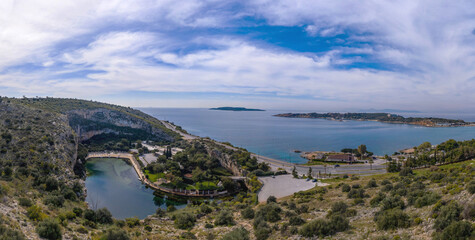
(1, 0), (475, 112)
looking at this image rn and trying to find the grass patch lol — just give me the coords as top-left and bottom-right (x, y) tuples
(144, 170), (164, 182)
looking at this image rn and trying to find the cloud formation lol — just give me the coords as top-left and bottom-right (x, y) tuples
(1, 0), (475, 111)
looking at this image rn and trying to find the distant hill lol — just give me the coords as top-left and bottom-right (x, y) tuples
(274, 112), (473, 127)
(210, 107), (265, 111)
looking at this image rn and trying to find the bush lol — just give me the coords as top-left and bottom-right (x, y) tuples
(215, 210), (234, 226)
(96, 208), (113, 224)
(288, 216), (305, 226)
(180, 232), (197, 239)
(254, 225), (271, 240)
(125, 217), (140, 227)
(72, 208), (83, 218)
(434, 201), (462, 231)
(370, 192), (386, 207)
(341, 184), (351, 192)
(174, 212), (196, 230)
(36, 219), (62, 240)
(222, 226), (250, 240)
(255, 203), (281, 222)
(299, 219), (333, 238)
(241, 207), (255, 219)
(374, 209), (410, 230)
(0, 224), (26, 240)
(399, 167), (413, 176)
(45, 177), (59, 192)
(435, 221), (473, 240)
(414, 191), (440, 208)
(381, 196), (405, 210)
(101, 227), (130, 240)
(466, 181), (475, 194)
(44, 195), (65, 208)
(200, 204), (212, 214)
(27, 205), (45, 221)
(347, 189), (367, 199)
(329, 201), (349, 216)
(18, 197), (33, 207)
(367, 179), (378, 188)
(84, 209), (96, 222)
(266, 196), (277, 204)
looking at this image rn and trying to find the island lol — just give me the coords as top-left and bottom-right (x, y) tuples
(210, 107), (265, 111)
(274, 112), (474, 127)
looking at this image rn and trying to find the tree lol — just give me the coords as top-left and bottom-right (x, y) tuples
(307, 167), (312, 178)
(358, 145), (367, 160)
(292, 166), (298, 178)
(174, 212), (196, 230)
(222, 226), (250, 240)
(369, 159), (374, 170)
(102, 227), (130, 240)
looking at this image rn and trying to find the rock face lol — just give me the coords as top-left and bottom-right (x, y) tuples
(67, 108), (175, 142)
(206, 147), (247, 177)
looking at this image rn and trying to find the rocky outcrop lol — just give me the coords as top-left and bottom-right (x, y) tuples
(67, 108), (174, 142)
(206, 146), (248, 177)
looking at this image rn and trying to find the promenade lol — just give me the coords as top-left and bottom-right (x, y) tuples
(86, 152), (228, 197)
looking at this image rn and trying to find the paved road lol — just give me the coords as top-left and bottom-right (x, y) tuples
(159, 120), (387, 176)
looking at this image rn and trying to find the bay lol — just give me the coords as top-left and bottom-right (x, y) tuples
(142, 108), (475, 164)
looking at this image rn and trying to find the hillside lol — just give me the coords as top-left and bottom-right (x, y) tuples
(0, 97), (473, 240)
(275, 112), (472, 127)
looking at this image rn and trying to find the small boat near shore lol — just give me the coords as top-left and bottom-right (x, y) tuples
(293, 149), (302, 153)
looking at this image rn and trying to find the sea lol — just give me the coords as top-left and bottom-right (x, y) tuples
(142, 108), (475, 164)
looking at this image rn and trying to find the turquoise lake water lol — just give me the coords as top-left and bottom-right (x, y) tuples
(142, 108), (475, 164)
(85, 158), (185, 219)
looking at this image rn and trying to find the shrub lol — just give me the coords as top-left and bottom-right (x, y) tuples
(374, 209), (410, 230)
(467, 181), (475, 194)
(125, 217), (140, 227)
(414, 191), (440, 208)
(347, 189), (367, 199)
(96, 208), (113, 224)
(84, 209), (96, 222)
(381, 196), (405, 210)
(255, 203), (281, 222)
(329, 214), (349, 232)
(381, 179), (391, 185)
(45, 177), (59, 192)
(174, 212), (196, 230)
(44, 195), (65, 207)
(266, 196), (277, 204)
(297, 204), (309, 214)
(330, 201), (348, 215)
(144, 225), (152, 232)
(462, 203), (475, 220)
(381, 184), (393, 192)
(299, 219), (334, 238)
(434, 201), (462, 231)
(288, 216), (305, 226)
(72, 208), (83, 218)
(222, 226), (250, 240)
(370, 192), (386, 207)
(414, 217), (423, 225)
(200, 204), (212, 214)
(180, 232), (197, 239)
(215, 210), (234, 226)
(36, 219), (62, 240)
(27, 205), (45, 221)
(352, 184), (361, 189)
(254, 225), (271, 240)
(399, 168), (413, 176)
(341, 184), (351, 192)
(241, 207), (255, 219)
(0, 224), (26, 240)
(366, 179), (378, 188)
(101, 227), (130, 240)
(18, 197), (33, 207)
(435, 221), (473, 240)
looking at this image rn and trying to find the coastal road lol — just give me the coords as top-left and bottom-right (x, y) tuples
(159, 120), (387, 176)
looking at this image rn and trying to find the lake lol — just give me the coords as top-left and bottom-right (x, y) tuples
(85, 158), (185, 219)
(142, 108), (475, 164)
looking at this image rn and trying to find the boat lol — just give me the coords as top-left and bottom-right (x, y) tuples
(293, 149), (302, 153)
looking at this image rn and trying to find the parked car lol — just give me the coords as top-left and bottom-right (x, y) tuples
(334, 164), (340, 167)
(312, 179), (317, 182)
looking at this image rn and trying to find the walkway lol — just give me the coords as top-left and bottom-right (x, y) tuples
(86, 152), (228, 197)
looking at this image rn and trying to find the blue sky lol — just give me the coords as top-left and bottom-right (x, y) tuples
(1, 0), (475, 112)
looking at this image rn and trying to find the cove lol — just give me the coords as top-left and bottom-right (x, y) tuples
(85, 158), (185, 219)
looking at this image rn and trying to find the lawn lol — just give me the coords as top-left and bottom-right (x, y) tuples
(144, 170), (165, 182)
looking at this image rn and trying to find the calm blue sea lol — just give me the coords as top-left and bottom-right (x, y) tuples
(141, 108), (475, 164)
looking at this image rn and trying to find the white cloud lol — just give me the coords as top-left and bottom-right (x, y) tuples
(1, 0), (475, 111)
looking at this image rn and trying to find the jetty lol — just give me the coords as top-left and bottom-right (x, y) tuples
(86, 152), (228, 197)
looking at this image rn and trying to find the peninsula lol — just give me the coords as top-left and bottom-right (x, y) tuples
(274, 112), (474, 127)
(210, 107), (265, 111)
